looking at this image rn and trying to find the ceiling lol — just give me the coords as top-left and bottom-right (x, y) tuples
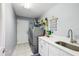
(13, 3), (57, 18)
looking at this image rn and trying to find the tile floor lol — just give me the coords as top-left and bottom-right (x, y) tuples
(12, 43), (33, 56)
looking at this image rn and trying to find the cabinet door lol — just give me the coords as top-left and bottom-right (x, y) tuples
(39, 39), (48, 56)
(39, 39), (42, 55)
(49, 45), (72, 56)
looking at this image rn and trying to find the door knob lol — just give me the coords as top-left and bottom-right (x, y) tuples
(2, 48), (6, 53)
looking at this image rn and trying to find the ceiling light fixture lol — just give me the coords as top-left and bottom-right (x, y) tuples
(23, 0), (31, 9)
(24, 2), (30, 9)
(20, 0), (31, 9)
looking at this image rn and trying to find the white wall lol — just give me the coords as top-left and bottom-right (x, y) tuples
(42, 3), (79, 40)
(0, 4), (2, 47)
(2, 4), (17, 55)
(0, 4), (5, 56)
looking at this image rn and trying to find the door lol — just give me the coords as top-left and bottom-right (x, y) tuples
(17, 19), (29, 44)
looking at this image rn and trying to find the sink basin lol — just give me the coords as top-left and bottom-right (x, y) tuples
(55, 41), (79, 51)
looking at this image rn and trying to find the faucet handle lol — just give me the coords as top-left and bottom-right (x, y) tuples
(71, 40), (77, 43)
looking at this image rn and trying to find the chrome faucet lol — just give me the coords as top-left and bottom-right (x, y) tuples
(68, 29), (76, 43)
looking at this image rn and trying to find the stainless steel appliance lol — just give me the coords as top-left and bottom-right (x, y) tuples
(28, 23), (44, 54)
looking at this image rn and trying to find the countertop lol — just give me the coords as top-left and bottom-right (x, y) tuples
(39, 35), (79, 56)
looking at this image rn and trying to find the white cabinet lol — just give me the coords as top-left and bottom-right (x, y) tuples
(49, 44), (72, 56)
(39, 38), (72, 56)
(39, 38), (48, 56)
